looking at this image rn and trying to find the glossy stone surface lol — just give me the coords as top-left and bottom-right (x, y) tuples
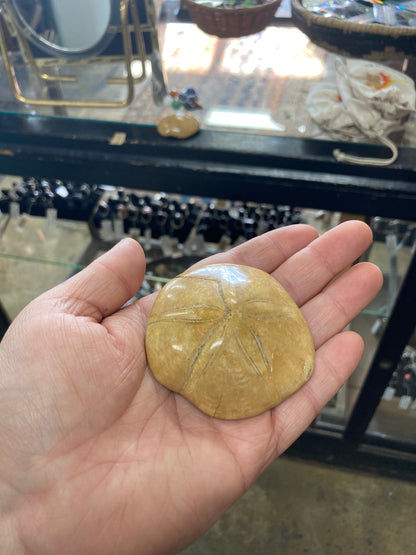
(145, 263), (315, 419)
(157, 114), (200, 139)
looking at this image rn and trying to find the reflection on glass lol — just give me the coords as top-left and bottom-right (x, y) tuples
(368, 339), (416, 443)
(302, 0), (416, 27)
(11, 0), (117, 57)
(219, 28), (324, 77)
(314, 219), (416, 431)
(162, 23), (218, 73)
(205, 107), (286, 131)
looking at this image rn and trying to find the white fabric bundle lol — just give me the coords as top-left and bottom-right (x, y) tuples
(306, 59), (416, 166)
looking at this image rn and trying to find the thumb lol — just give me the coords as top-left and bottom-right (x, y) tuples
(43, 238), (146, 322)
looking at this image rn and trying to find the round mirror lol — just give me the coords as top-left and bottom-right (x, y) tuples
(10, 0), (120, 59)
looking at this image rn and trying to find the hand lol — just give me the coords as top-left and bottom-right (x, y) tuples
(0, 221), (382, 555)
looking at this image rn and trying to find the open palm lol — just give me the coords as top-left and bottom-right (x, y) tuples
(0, 221), (382, 555)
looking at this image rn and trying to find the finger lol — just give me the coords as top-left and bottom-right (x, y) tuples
(46, 238), (146, 322)
(136, 224), (319, 321)
(271, 330), (364, 458)
(192, 224), (319, 274)
(302, 261), (383, 349)
(274, 220), (374, 306)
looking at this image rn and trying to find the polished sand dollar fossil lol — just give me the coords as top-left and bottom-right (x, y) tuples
(145, 264), (315, 420)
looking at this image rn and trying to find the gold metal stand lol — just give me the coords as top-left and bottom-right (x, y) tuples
(0, 0), (165, 107)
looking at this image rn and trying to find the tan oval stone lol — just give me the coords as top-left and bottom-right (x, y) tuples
(145, 263), (315, 420)
(157, 114), (200, 139)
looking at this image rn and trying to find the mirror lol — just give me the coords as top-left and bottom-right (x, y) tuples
(9, 0), (120, 59)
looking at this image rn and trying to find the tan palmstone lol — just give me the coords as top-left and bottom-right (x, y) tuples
(145, 264), (315, 420)
(157, 114), (200, 138)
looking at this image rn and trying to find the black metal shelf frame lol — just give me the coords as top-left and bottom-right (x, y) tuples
(1, 111), (415, 480)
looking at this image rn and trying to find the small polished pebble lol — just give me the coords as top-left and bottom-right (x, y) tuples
(145, 263), (315, 419)
(179, 87), (202, 109)
(157, 114), (200, 139)
(170, 98), (183, 111)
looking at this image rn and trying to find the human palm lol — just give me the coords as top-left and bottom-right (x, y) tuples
(0, 221), (382, 554)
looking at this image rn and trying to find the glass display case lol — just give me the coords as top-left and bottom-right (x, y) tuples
(368, 334), (416, 445)
(0, 0), (415, 478)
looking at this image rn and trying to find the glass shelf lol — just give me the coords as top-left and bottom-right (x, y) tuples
(1, 3), (415, 150)
(365, 332), (416, 445)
